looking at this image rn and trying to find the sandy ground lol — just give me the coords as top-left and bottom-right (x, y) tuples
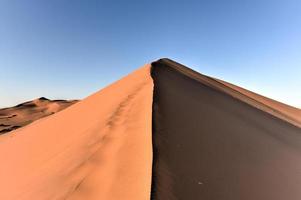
(0, 65), (153, 200)
(151, 59), (301, 200)
(0, 98), (78, 134)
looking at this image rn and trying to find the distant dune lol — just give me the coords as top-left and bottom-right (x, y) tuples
(0, 59), (300, 200)
(0, 97), (78, 134)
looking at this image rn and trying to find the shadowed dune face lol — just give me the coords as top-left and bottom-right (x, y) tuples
(150, 59), (301, 200)
(0, 98), (78, 134)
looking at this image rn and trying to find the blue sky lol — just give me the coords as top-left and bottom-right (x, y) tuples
(0, 0), (300, 108)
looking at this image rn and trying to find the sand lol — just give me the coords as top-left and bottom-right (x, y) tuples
(0, 98), (78, 134)
(150, 59), (301, 200)
(0, 65), (153, 200)
(0, 59), (300, 200)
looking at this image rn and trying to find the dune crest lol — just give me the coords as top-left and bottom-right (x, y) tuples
(214, 78), (301, 125)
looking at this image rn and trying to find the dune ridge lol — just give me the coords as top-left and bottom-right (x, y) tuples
(158, 59), (300, 127)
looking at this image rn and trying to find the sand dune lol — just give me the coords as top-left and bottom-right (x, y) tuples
(0, 59), (300, 200)
(0, 97), (78, 134)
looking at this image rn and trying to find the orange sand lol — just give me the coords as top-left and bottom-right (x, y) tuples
(0, 65), (153, 200)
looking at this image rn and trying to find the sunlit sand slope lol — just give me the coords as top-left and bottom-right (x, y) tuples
(0, 65), (153, 200)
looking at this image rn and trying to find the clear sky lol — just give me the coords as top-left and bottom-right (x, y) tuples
(0, 0), (300, 108)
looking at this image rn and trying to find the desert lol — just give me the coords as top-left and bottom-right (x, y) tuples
(0, 59), (300, 200)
